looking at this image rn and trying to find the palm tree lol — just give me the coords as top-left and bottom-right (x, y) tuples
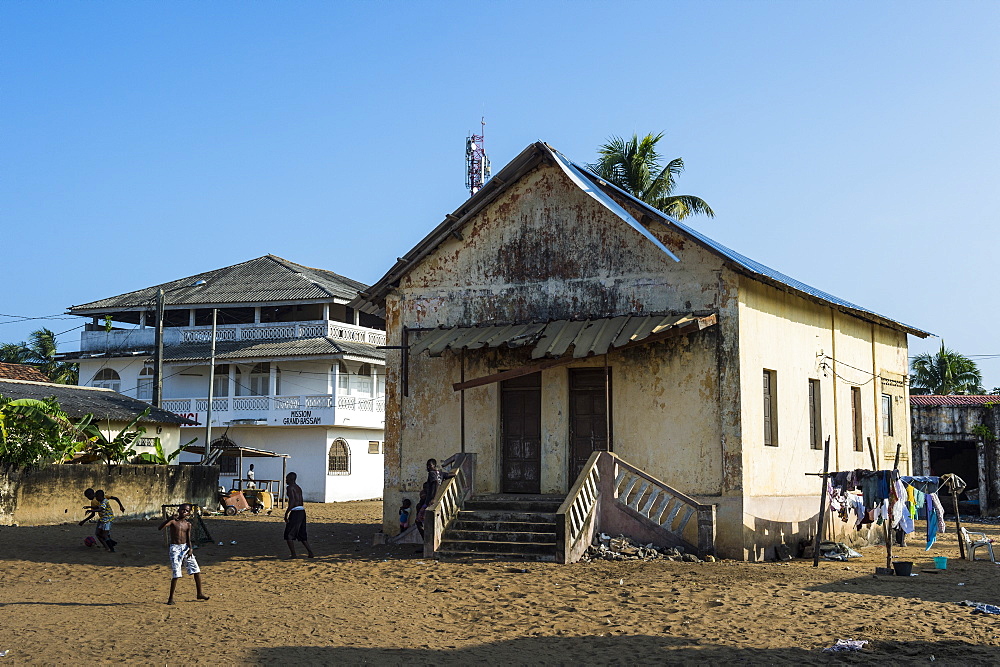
(910, 342), (984, 395)
(0, 328), (78, 384)
(588, 132), (714, 220)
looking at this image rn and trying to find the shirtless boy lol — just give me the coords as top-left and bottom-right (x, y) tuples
(158, 504), (209, 605)
(283, 472), (314, 559)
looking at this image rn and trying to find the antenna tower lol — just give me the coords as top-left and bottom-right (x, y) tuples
(465, 117), (491, 196)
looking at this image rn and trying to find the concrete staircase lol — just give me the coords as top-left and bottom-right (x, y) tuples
(436, 495), (563, 561)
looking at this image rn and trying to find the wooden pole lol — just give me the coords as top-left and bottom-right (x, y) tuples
(883, 443), (902, 569)
(866, 436), (877, 470)
(945, 474), (967, 559)
(812, 436), (831, 567)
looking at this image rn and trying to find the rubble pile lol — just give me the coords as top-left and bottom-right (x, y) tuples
(581, 533), (713, 563)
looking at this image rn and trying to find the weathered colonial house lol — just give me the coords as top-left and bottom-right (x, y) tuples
(911, 395), (1000, 515)
(61, 255), (387, 502)
(355, 142), (929, 561)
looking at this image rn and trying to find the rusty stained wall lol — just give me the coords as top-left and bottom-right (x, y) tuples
(736, 277), (913, 559)
(911, 403), (1000, 514)
(400, 163), (723, 328)
(380, 161), (733, 534)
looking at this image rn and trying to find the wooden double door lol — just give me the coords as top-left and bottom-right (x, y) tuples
(500, 369), (611, 494)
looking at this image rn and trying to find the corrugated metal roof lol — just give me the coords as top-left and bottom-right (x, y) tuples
(353, 141), (931, 338)
(0, 379), (195, 424)
(910, 395), (999, 407)
(411, 314), (712, 359)
(558, 152), (932, 338)
(69, 255), (369, 313)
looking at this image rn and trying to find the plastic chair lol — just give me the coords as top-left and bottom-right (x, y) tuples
(960, 527), (997, 562)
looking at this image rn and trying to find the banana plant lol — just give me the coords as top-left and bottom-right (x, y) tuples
(136, 436), (197, 464)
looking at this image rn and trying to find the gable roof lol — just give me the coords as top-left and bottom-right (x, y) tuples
(0, 362), (50, 382)
(352, 142), (930, 338)
(0, 379), (196, 425)
(68, 255), (369, 314)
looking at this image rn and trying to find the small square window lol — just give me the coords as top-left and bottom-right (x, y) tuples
(368, 441), (381, 454)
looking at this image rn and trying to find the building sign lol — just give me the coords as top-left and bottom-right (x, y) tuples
(179, 413), (199, 427)
(280, 409), (322, 425)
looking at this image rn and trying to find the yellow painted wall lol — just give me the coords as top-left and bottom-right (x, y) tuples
(736, 276), (912, 558)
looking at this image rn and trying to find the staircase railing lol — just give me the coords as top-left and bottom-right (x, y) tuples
(555, 451), (602, 564)
(611, 455), (716, 558)
(424, 453), (476, 558)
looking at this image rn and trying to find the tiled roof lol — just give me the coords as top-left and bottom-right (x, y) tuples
(910, 395), (1000, 407)
(164, 337), (385, 363)
(68, 255), (369, 313)
(61, 338), (385, 364)
(0, 362), (50, 382)
(0, 379), (196, 424)
(354, 142), (931, 338)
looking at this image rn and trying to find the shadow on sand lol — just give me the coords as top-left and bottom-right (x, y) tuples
(250, 635), (992, 665)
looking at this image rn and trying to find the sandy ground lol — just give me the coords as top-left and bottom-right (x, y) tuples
(2, 502), (1000, 665)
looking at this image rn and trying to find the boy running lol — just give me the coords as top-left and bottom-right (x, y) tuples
(158, 504), (209, 605)
(79, 489), (124, 551)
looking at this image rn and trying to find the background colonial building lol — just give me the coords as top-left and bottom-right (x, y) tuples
(62, 255), (386, 502)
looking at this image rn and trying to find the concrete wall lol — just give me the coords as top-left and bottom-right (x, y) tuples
(912, 402), (1000, 515)
(736, 277), (912, 559)
(179, 425), (384, 503)
(0, 464), (217, 526)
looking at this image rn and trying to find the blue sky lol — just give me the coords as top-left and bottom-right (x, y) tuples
(3, 1), (998, 388)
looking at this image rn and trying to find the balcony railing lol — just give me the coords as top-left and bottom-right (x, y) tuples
(161, 393), (384, 429)
(179, 321), (386, 346)
(79, 320), (386, 353)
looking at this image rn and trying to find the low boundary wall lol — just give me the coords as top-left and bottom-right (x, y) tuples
(0, 464), (219, 526)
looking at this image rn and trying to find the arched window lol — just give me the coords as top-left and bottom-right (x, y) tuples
(213, 364), (230, 398)
(137, 367), (154, 401)
(248, 363), (269, 396)
(92, 368), (121, 392)
(357, 363), (372, 377)
(328, 438), (350, 475)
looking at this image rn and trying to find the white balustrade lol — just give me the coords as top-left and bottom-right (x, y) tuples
(162, 399), (192, 412)
(175, 321), (385, 347)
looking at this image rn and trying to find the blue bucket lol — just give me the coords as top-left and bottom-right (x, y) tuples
(934, 556), (948, 570)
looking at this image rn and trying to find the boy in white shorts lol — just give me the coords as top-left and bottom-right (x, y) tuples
(158, 504), (209, 605)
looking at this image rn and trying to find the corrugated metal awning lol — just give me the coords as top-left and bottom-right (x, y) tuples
(410, 313), (715, 360)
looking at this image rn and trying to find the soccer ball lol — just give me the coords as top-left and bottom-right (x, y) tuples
(84, 536), (97, 547)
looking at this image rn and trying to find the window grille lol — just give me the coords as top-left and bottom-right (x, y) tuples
(328, 439), (350, 475)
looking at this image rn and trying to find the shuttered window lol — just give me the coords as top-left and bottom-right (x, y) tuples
(852, 387), (864, 451)
(763, 370), (778, 447)
(808, 379), (822, 450)
(882, 394), (893, 436)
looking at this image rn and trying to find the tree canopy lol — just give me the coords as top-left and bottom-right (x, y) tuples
(588, 132), (714, 221)
(909, 342), (984, 395)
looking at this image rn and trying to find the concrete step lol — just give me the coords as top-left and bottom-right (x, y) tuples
(448, 529), (557, 543)
(436, 548), (558, 563)
(456, 510), (557, 524)
(463, 498), (563, 513)
(452, 519), (556, 533)
(438, 539), (557, 558)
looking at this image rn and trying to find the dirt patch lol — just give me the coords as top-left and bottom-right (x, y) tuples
(2, 502), (1000, 663)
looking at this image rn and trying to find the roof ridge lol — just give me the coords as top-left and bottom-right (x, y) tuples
(0, 378), (114, 392)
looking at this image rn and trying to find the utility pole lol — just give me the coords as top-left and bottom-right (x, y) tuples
(204, 308), (217, 464)
(153, 288), (165, 408)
